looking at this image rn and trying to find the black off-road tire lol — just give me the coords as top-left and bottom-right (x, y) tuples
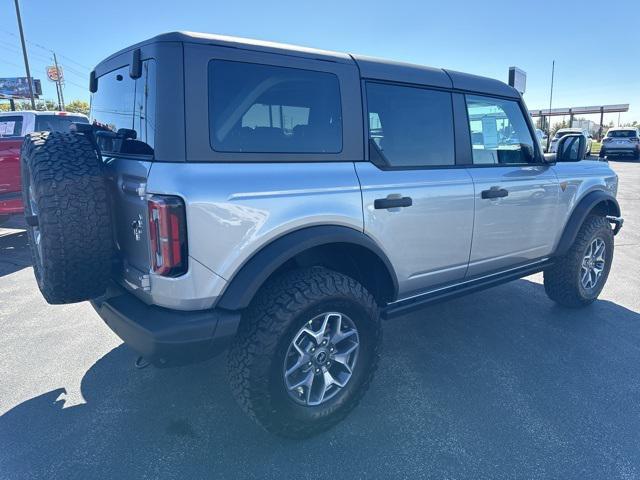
(544, 215), (613, 308)
(21, 131), (113, 304)
(227, 266), (382, 438)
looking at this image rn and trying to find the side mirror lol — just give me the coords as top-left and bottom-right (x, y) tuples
(556, 134), (587, 162)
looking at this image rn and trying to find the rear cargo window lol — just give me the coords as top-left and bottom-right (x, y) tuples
(90, 60), (156, 156)
(208, 60), (342, 154)
(0, 115), (23, 137)
(608, 130), (637, 138)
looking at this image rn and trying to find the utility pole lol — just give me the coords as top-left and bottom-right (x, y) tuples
(546, 60), (555, 152)
(53, 52), (65, 111)
(13, 0), (36, 110)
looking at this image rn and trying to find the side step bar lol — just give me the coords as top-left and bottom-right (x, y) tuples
(384, 259), (554, 319)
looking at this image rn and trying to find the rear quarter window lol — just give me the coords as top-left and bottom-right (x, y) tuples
(208, 60), (342, 154)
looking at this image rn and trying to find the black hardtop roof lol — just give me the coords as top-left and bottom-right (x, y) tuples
(96, 31), (520, 98)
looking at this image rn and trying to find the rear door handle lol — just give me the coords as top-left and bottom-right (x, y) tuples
(481, 187), (509, 199)
(374, 196), (413, 209)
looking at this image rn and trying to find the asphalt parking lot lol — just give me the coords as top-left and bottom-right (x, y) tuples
(1, 159), (639, 480)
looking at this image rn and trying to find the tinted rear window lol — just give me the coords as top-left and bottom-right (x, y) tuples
(208, 60), (342, 153)
(366, 82), (455, 167)
(0, 115), (23, 137)
(90, 60), (156, 156)
(608, 130), (637, 138)
(35, 115), (88, 133)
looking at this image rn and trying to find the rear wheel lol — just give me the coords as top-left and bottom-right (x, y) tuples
(544, 215), (613, 307)
(227, 267), (382, 438)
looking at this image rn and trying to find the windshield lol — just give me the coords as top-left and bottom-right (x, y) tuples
(608, 130), (637, 138)
(34, 115), (89, 133)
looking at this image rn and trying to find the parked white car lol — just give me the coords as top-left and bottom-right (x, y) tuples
(535, 128), (548, 152)
(549, 128), (592, 156)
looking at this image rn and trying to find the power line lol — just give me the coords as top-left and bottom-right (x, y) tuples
(0, 54), (24, 70)
(0, 28), (91, 73)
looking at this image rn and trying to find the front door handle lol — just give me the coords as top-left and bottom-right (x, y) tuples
(481, 187), (509, 199)
(374, 196), (413, 209)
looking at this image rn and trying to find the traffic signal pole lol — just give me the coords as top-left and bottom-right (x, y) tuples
(13, 0), (36, 110)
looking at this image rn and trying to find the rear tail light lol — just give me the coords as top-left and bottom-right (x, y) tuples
(148, 195), (188, 277)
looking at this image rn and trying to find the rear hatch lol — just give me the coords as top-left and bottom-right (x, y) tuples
(91, 61), (157, 289)
(605, 130), (638, 148)
(104, 158), (152, 289)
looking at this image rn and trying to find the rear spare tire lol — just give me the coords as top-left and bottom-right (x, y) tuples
(21, 131), (113, 304)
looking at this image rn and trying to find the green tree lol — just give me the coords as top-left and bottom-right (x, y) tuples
(65, 99), (90, 116)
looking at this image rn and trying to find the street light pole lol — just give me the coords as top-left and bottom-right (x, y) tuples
(13, 0), (36, 110)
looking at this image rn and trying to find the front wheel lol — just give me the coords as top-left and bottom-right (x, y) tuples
(544, 215), (614, 307)
(227, 267), (382, 438)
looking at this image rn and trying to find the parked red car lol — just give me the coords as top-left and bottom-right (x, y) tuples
(0, 111), (89, 224)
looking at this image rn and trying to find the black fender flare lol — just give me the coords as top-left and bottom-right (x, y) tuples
(216, 225), (399, 311)
(555, 190), (620, 256)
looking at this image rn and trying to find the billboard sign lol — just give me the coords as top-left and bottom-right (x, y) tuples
(0, 77), (42, 98)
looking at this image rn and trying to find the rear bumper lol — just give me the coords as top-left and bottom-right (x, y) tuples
(91, 282), (241, 367)
(601, 145), (639, 155)
(0, 191), (23, 216)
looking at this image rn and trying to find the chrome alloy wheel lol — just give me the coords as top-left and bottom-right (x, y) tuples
(283, 312), (360, 406)
(580, 237), (606, 290)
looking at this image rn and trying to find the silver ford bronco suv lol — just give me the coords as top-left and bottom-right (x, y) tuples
(20, 32), (623, 438)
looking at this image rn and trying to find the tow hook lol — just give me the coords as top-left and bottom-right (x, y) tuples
(606, 215), (624, 235)
(134, 356), (150, 369)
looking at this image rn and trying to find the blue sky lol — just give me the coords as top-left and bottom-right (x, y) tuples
(1, 0), (638, 124)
